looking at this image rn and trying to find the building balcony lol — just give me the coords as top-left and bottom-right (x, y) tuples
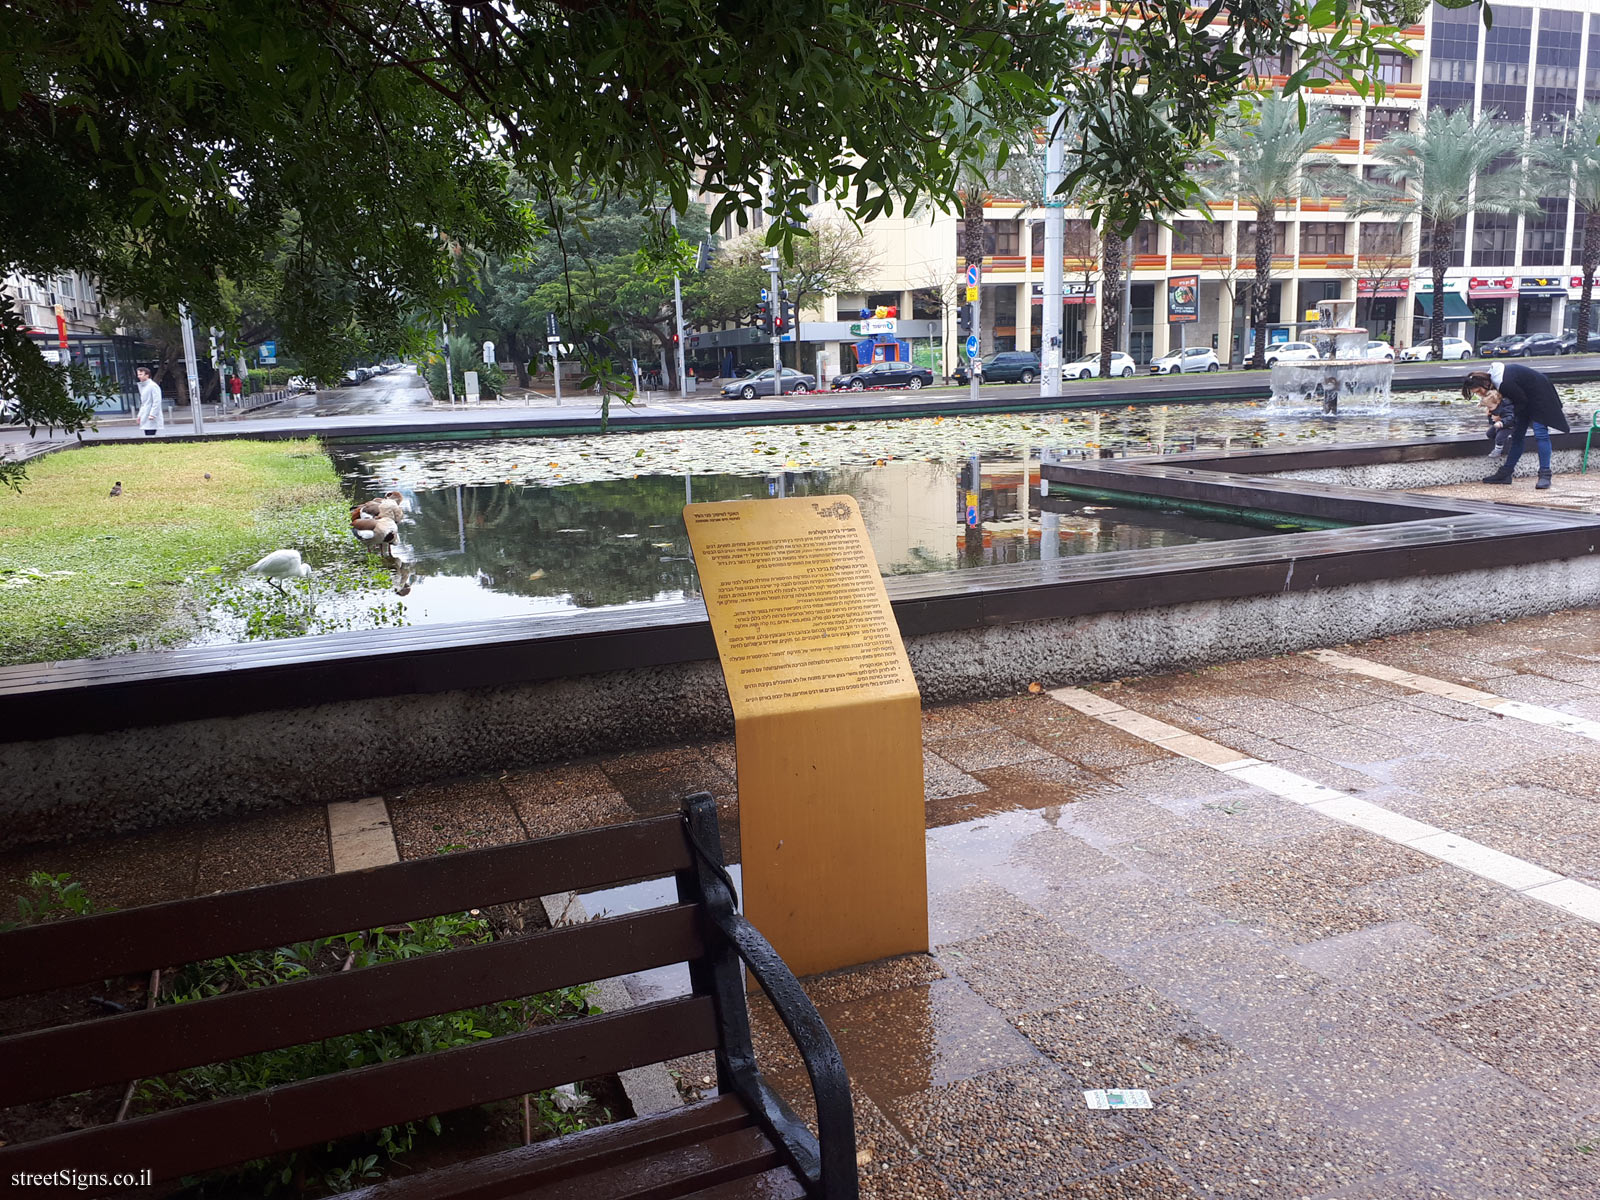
(1300, 198), (1348, 212)
(1170, 254), (1234, 270)
(1131, 254), (1169, 271)
(1299, 254), (1355, 270)
(1312, 138), (1362, 155)
(1358, 254), (1415, 271)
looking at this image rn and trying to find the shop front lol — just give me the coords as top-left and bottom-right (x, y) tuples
(1411, 280), (1473, 343)
(1356, 276), (1409, 344)
(1517, 277), (1566, 335)
(1467, 277), (1515, 343)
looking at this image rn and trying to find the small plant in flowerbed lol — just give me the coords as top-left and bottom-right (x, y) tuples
(2, 874), (612, 1197)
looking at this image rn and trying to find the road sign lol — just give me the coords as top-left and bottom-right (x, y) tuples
(965, 285), (978, 302)
(259, 340), (276, 364)
(483, 340), (496, 364)
(760, 287), (770, 302)
(546, 313), (558, 337)
(966, 264), (980, 287)
(965, 335), (979, 359)
(546, 335), (561, 345)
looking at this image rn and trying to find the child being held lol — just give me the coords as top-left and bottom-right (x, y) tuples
(1480, 388), (1513, 457)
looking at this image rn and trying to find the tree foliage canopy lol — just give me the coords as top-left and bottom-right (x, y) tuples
(3, 0), (1409, 473)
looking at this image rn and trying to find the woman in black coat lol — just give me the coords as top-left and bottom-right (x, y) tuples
(1462, 362), (1571, 489)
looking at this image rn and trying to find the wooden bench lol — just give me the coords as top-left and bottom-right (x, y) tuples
(0, 794), (858, 1198)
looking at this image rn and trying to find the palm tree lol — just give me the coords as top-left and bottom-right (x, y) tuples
(1210, 95), (1343, 368)
(1530, 106), (1600, 352)
(1355, 108), (1533, 359)
(954, 140), (1044, 382)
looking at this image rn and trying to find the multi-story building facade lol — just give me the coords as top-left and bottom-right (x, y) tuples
(781, 0), (1599, 376)
(3, 270), (149, 412)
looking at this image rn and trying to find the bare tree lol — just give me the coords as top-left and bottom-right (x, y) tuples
(1344, 225), (1415, 339)
(719, 218), (879, 319)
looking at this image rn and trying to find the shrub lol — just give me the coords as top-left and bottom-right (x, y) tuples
(422, 335), (507, 400)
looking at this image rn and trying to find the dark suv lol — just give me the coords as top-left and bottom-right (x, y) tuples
(953, 351), (1040, 385)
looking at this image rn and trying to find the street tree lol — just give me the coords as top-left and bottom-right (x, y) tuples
(1530, 106), (1600, 351)
(1354, 107), (1534, 358)
(4, 0), (1404, 488)
(1210, 95), (1344, 368)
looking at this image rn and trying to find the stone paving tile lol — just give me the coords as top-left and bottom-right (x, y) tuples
(1490, 673), (1593, 706)
(1012, 983), (1240, 1091)
(1329, 1068), (1600, 1196)
(941, 913), (1135, 1014)
(1240, 676), (1398, 714)
(1037, 870), (1224, 950)
(925, 878), (1037, 947)
(1353, 866), (1572, 950)
(498, 762), (635, 838)
(1422, 988), (1600, 1105)
(1193, 865), (1392, 945)
(1165, 789), (1330, 846)
(1040, 1161), (1205, 1200)
(1117, 925), (1338, 1032)
(1129, 1070), (1393, 1200)
(1009, 824), (1126, 884)
(762, 1074), (953, 1200)
(930, 728), (1056, 772)
(921, 702), (1000, 742)
(802, 952), (946, 1009)
(1045, 794), (1192, 849)
(388, 777), (526, 857)
(1454, 822), (1600, 883)
(497, 760), (614, 805)
(700, 737), (737, 778)
(194, 805), (331, 893)
(599, 747), (733, 816)
(0, 823), (206, 911)
(1268, 828), (1436, 888)
(1289, 921), (1533, 1022)
(922, 749), (986, 803)
(1270, 722), (1421, 765)
(1113, 826), (1291, 892)
(1338, 700), (1484, 738)
(1503, 751), (1600, 802)
(969, 758), (1122, 808)
(887, 1061), (1150, 1194)
(818, 977), (1042, 1104)
(1476, 923), (1600, 994)
(1103, 758), (1250, 803)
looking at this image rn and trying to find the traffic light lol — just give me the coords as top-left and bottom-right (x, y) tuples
(756, 300), (772, 333)
(956, 303), (972, 336)
(781, 299), (797, 331)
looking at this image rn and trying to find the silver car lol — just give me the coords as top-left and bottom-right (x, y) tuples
(720, 368), (817, 398)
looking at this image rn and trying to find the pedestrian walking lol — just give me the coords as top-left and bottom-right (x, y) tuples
(228, 373), (243, 411)
(1462, 362), (1570, 490)
(135, 367), (164, 437)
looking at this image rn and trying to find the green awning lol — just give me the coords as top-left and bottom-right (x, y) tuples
(1413, 292), (1472, 320)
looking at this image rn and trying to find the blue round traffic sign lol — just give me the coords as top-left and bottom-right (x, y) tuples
(965, 335), (980, 359)
(965, 506), (979, 527)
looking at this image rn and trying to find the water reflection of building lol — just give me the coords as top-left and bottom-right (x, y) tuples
(829, 461), (955, 574)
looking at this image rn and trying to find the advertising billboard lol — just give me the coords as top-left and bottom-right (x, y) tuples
(1166, 275), (1199, 322)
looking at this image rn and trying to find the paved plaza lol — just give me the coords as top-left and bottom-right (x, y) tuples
(7, 583), (1600, 1197)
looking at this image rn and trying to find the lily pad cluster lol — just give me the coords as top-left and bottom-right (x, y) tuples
(339, 388), (1600, 494)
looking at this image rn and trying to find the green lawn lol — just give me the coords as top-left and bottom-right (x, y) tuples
(0, 439), (362, 665)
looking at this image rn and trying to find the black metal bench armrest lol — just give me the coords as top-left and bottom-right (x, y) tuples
(679, 793), (859, 1200)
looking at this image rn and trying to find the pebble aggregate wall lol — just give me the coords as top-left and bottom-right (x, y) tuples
(4, 555), (1598, 851)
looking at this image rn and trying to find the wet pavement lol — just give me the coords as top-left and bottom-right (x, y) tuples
(7, 596), (1600, 1197)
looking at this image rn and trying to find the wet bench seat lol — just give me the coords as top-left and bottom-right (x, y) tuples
(0, 794), (857, 1199)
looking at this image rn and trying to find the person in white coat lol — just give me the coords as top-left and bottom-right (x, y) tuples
(135, 366), (164, 436)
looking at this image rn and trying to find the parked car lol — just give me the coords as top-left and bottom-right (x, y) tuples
(719, 367), (816, 398)
(1362, 341), (1396, 361)
(830, 361), (936, 391)
(1263, 341), (1321, 366)
(1064, 351), (1137, 379)
(1149, 346), (1220, 374)
(1519, 332), (1566, 356)
(1399, 336), (1473, 361)
(340, 369), (363, 386)
(1478, 334), (1527, 358)
(953, 350), (1041, 385)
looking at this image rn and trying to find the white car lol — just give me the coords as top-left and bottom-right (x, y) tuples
(1399, 337), (1472, 362)
(1149, 346), (1221, 374)
(1064, 351), (1137, 379)
(1362, 341), (1396, 361)
(1263, 341), (1321, 366)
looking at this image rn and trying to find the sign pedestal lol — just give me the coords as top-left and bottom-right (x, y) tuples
(685, 496), (928, 977)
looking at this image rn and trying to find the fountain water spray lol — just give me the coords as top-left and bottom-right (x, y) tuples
(1269, 299), (1393, 414)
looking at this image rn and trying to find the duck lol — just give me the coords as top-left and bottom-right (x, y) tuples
(247, 549), (312, 593)
(358, 491), (406, 523)
(351, 508), (399, 548)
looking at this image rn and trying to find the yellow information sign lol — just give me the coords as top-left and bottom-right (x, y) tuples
(965, 285), (979, 302)
(686, 496), (928, 976)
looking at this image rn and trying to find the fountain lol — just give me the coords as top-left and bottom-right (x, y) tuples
(1269, 299), (1393, 414)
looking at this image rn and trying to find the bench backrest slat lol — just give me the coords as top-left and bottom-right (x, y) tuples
(0, 905), (705, 1108)
(0, 816), (690, 997)
(0, 997), (719, 1183)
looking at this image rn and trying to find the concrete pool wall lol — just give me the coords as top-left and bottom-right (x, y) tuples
(3, 437), (1598, 851)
